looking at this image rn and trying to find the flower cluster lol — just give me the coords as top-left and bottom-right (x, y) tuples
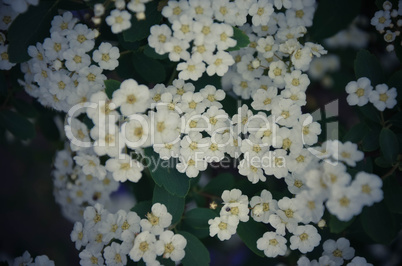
(371, 0), (402, 52)
(92, 0), (151, 33)
(149, 0), (240, 80)
(345, 77), (397, 111)
(307, 54), (340, 87)
(71, 203), (186, 265)
(53, 145), (119, 222)
(297, 237), (373, 266)
(324, 17), (370, 50)
(0, 0), (40, 70)
(302, 140), (383, 222)
(11, 251), (55, 266)
(19, 11), (120, 112)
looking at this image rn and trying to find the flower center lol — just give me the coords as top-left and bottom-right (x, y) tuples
(218, 222), (227, 230)
(126, 94), (137, 104)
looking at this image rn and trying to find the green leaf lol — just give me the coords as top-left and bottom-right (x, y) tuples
(203, 173), (235, 196)
(388, 70), (402, 101)
(144, 147), (190, 197)
(0, 110), (35, 140)
(342, 123), (368, 143)
(358, 104), (381, 124)
(227, 27), (250, 52)
(329, 215), (355, 233)
(12, 99), (37, 118)
(389, 111), (402, 128)
(144, 44), (168, 60)
(104, 79), (121, 99)
(362, 126), (380, 152)
(152, 185), (185, 225)
(122, 1), (162, 42)
(361, 202), (398, 245)
(130, 200), (152, 219)
(379, 128), (399, 163)
(181, 208), (218, 239)
(237, 219), (266, 257)
(354, 50), (385, 85)
(116, 52), (135, 79)
(383, 175), (402, 214)
(37, 113), (60, 141)
(393, 36), (402, 65)
(0, 72), (6, 95)
(375, 156), (392, 168)
(132, 52), (166, 83)
(310, 0), (361, 41)
(58, 0), (88, 10)
(7, 1), (59, 63)
(179, 231), (210, 266)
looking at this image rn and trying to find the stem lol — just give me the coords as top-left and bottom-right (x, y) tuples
(380, 111), (385, 127)
(167, 67), (178, 86)
(381, 162), (400, 179)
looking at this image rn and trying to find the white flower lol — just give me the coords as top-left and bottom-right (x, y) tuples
(112, 79), (150, 116)
(291, 47), (313, 71)
(91, 124), (124, 158)
(151, 110), (181, 144)
(256, 36), (278, 58)
(79, 247), (104, 266)
(345, 77), (373, 106)
(121, 114), (151, 149)
(369, 83), (397, 111)
(172, 14), (194, 41)
(251, 87), (278, 111)
(249, 0), (274, 26)
(294, 190), (325, 224)
(371, 10), (391, 31)
(121, 211), (141, 238)
(129, 231), (157, 263)
(204, 51), (235, 76)
(0, 45), (16, 70)
(83, 203), (108, 229)
(208, 215), (239, 241)
(200, 85), (226, 108)
(50, 12), (78, 35)
(155, 230), (187, 261)
(212, 23), (236, 50)
(149, 24), (172, 55)
(285, 173), (307, 194)
(99, 212), (125, 242)
(221, 188), (249, 205)
(70, 222), (88, 250)
(0, 6), (17, 30)
(262, 149), (289, 179)
(32, 255), (55, 266)
(164, 37), (190, 61)
(257, 232), (287, 257)
(63, 48), (91, 72)
(162, 0), (190, 23)
(105, 154), (144, 183)
(104, 242), (127, 266)
(176, 153), (208, 178)
(323, 238), (355, 265)
(220, 201), (250, 222)
(350, 172), (383, 207)
(42, 32), (68, 61)
(74, 152), (107, 180)
(93, 42), (120, 70)
(347, 256), (373, 266)
(250, 189), (278, 223)
(68, 23), (96, 52)
(177, 55), (206, 81)
(289, 225), (321, 254)
(296, 114), (321, 146)
(334, 141), (364, 167)
(140, 203), (172, 235)
(238, 156), (267, 184)
(268, 60), (287, 88)
(106, 9), (132, 34)
(326, 186), (362, 221)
